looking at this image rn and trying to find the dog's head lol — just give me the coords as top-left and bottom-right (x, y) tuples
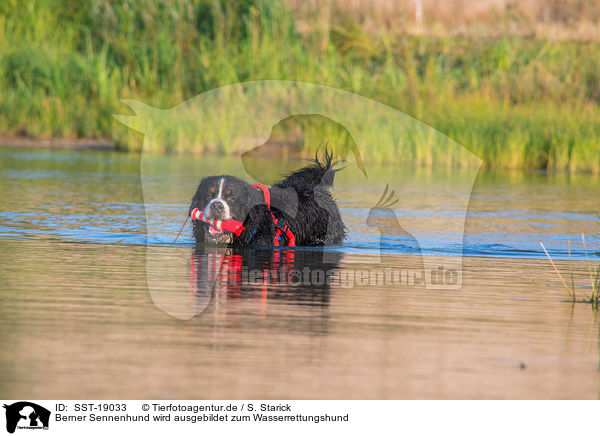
(189, 175), (257, 244)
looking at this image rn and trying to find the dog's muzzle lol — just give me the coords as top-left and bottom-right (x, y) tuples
(204, 199), (232, 243)
(208, 201), (225, 218)
(205, 199), (230, 220)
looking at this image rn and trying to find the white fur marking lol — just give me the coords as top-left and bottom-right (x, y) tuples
(217, 177), (224, 199)
(204, 177), (231, 221)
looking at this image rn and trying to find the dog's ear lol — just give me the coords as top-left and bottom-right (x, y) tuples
(242, 185), (264, 215)
(239, 187), (275, 245)
(192, 219), (208, 243)
(189, 178), (208, 213)
(240, 204), (275, 245)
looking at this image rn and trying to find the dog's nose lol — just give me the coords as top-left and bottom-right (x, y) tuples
(209, 201), (225, 216)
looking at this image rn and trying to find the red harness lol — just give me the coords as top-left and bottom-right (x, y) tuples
(252, 183), (296, 247)
(190, 183), (296, 247)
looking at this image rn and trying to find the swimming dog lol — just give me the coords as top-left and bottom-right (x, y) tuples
(189, 151), (345, 246)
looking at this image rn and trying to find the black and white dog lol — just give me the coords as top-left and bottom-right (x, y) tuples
(189, 151), (346, 246)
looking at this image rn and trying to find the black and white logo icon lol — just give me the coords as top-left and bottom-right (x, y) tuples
(3, 402), (50, 434)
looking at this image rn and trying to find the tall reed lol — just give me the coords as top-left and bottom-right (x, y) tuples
(0, 0), (599, 172)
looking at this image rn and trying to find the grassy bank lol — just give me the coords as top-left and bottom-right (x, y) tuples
(1, 0), (599, 172)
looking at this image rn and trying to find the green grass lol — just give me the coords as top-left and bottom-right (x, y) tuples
(595, 215), (600, 299)
(541, 216), (600, 306)
(1, 0), (599, 172)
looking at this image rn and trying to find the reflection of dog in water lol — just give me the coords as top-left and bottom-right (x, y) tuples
(190, 246), (343, 307)
(367, 184), (424, 276)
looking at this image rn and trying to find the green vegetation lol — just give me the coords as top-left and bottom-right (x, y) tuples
(596, 215), (600, 299)
(541, 221), (600, 306)
(1, 0), (599, 172)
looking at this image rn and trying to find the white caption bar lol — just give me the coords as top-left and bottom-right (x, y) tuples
(0, 400), (596, 436)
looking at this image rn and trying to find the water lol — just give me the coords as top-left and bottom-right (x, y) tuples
(1, 148), (597, 259)
(0, 147), (598, 398)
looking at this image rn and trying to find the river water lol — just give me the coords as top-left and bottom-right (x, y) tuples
(0, 147), (598, 398)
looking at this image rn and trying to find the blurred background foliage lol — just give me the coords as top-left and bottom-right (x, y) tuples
(0, 0), (599, 172)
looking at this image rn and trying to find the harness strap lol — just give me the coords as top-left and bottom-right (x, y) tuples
(252, 183), (296, 247)
(253, 183), (271, 210)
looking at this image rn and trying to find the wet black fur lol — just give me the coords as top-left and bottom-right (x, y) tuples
(189, 150), (346, 246)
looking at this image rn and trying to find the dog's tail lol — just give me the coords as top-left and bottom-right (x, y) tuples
(288, 147), (343, 189)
